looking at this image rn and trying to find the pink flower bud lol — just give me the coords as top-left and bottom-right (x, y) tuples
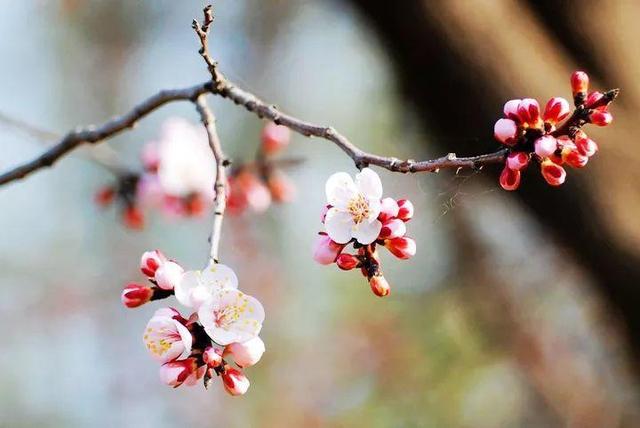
(499, 166), (521, 191)
(378, 218), (407, 240)
(574, 131), (598, 157)
(159, 358), (201, 388)
(534, 135), (558, 158)
(224, 337), (265, 368)
(222, 367), (250, 396)
(571, 71), (589, 95)
(377, 197), (400, 222)
(336, 253), (361, 271)
(384, 236), (417, 259)
(493, 118), (518, 145)
(589, 110), (613, 126)
(396, 199), (414, 222)
(94, 186), (115, 207)
(505, 152), (530, 171)
(503, 99), (522, 122)
(267, 172), (296, 203)
(155, 261), (184, 291)
(585, 91), (604, 109)
(543, 97), (570, 124)
(203, 346), (223, 367)
(517, 98), (541, 127)
(312, 234), (344, 265)
(540, 159), (566, 186)
(562, 147), (589, 169)
(123, 205), (144, 230)
(369, 275), (391, 297)
(261, 122), (291, 155)
(140, 250), (166, 278)
(121, 283), (153, 308)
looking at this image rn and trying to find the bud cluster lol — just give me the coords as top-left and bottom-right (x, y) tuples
(122, 250), (266, 395)
(313, 168), (416, 297)
(493, 71), (617, 190)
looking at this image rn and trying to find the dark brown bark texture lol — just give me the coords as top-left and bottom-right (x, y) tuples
(347, 0), (640, 365)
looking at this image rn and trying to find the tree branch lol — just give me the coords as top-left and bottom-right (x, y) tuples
(194, 95), (228, 264)
(0, 6), (511, 188)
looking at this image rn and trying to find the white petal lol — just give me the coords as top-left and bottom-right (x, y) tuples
(355, 168), (383, 200)
(352, 219), (382, 245)
(325, 172), (357, 208)
(367, 198), (382, 220)
(174, 321), (193, 360)
(174, 270), (200, 308)
(200, 263), (238, 290)
(324, 209), (355, 244)
(198, 289), (264, 346)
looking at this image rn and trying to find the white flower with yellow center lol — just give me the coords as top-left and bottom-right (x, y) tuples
(324, 167), (383, 245)
(143, 308), (193, 364)
(175, 262), (238, 309)
(198, 288), (265, 346)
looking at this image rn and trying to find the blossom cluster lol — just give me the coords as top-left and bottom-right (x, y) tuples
(494, 71), (616, 190)
(96, 120), (296, 228)
(122, 250), (265, 395)
(313, 168), (416, 297)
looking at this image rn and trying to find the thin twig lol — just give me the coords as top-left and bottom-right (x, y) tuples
(0, 83), (211, 186)
(194, 95), (228, 264)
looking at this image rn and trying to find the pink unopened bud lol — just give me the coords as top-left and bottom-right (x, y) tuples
(540, 159), (566, 186)
(378, 218), (407, 240)
(396, 199), (414, 222)
(585, 91), (604, 109)
(378, 197), (399, 222)
(571, 71), (589, 95)
(543, 97), (570, 124)
(222, 367), (250, 396)
(140, 250), (166, 278)
(336, 253), (361, 271)
(224, 337), (265, 368)
(313, 234), (344, 265)
(506, 152), (530, 171)
(203, 346), (223, 368)
(534, 135), (558, 158)
(95, 186), (115, 207)
(155, 261), (184, 291)
(123, 205), (144, 230)
(517, 98), (541, 127)
(384, 236), (417, 259)
(261, 122), (291, 155)
(159, 358), (201, 388)
(503, 99), (522, 122)
(574, 131), (598, 157)
(267, 172), (296, 203)
(562, 147), (589, 169)
(494, 118), (518, 145)
(499, 166), (521, 191)
(121, 283), (153, 308)
(589, 110), (612, 126)
(369, 275), (391, 297)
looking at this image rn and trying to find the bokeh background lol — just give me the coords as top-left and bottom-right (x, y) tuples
(1, 1), (640, 427)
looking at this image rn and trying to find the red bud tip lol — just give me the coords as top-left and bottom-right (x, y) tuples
(571, 71), (589, 95)
(336, 253), (361, 271)
(369, 275), (391, 297)
(121, 283), (153, 308)
(396, 199), (414, 222)
(540, 159), (566, 186)
(499, 166), (521, 191)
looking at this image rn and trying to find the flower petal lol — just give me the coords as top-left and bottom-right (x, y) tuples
(355, 168), (383, 200)
(352, 219), (382, 245)
(324, 209), (355, 244)
(200, 263), (238, 290)
(325, 172), (357, 208)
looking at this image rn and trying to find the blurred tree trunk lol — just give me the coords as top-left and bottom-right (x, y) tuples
(346, 0), (640, 365)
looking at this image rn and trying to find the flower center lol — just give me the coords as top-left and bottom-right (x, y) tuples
(347, 194), (370, 224)
(214, 305), (242, 329)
